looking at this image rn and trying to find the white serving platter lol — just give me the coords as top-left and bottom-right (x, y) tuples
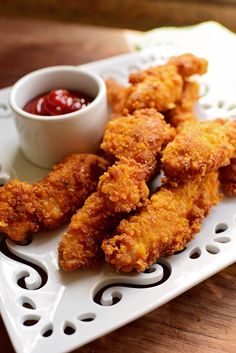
(0, 25), (236, 353)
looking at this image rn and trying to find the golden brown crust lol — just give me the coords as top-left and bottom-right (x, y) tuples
(0, 154), (108, 242)
(168, 53), (208, 78)
(100, 108), (175, 210)
(219, 158), (236, 196)
(0, 180), (38, 242)
(126, 64), (183, 113)
(166, 80), (199, 128)
(58, 192), (120, 271)
(33, 154), (108, 230)
(98, 158), (149, 213)
(58, 109), (175, 271)
(106, 53), (207, 116)
(161, 119), (236, 182)
(105, 79), (131, 117)
(100, 109), (175, 212)
(101, 108), (175, 165)
(102, 172), (220, 272)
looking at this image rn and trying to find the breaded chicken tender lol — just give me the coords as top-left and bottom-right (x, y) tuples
(59, 159), (155, 271)
(102, 172), (220, 272)
(101, 109), (174, 165)
(106, 65), (182, 116)
(98, 158), (149, 213)
(219, 158), (236, 196)
(58, 192), (121, 270)
(0, 154), (108, 242)
(126, 65), (183, 113)
(106, 79), (131, 119)
(59, 109), (175, 271)
(162, 119), (236, 182)
(33, 154), (108, 230)
(168, 53), (208, 78)
(0, 181), (37, 242)
(166, 80), (199, 128)
(106, 53), (207, 116)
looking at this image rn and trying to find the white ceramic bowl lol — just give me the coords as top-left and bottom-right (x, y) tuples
(9, 66), (108, 168)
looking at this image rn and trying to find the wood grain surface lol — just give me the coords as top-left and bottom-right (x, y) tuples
(0, 15), (236, 353)
(1, 0), (236, 31)
(0, 16), (132, 88)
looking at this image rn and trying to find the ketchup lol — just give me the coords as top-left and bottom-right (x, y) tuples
(23, 89), (93, 116)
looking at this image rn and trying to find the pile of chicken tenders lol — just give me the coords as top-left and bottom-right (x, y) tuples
(0, 54), (235, 273)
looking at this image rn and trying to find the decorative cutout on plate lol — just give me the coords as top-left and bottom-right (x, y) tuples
(63, 322), (76, 335)
(215, 223), (228, 234)
(78, 313), (96, 322)
(199, 96), (236, 119)
(41, 324), (53, 338)
(0, 239), (48, 290)
(22, 315), (41, 327)
(140, 53), (159, 65)
(214, 236), (231, 244)
(93, 261), (171, 306)
(205, 244), (220, 255)
(189, 247), (201, 259)
(19, 296), (36, 310)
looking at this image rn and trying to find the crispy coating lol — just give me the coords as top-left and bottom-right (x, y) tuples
(106, 78), (124, 106)
(106, 65), (182, 115)
(102, 172), (220, 272)
(106, 53), (207, 116)
(33, 154), (108, 230)
(219, 158), (236, 196)
(126, 64), (183, 113)
(168, 53), (208, 78)
(106, 79), (131, 118)
(96, 109), (175, 212)
(0, 181), (37, 242)
(162, 119), (236, 182)
(59, 109), (174, 271)
(58, 192), (120, 271)
(0, 154), (108, 242)
(166, 80), (199, 128)
(98, 158), (149, 213)
(101, 108), (175, 173)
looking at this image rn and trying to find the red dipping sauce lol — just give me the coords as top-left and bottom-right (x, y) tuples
(23, 89), (93, 116)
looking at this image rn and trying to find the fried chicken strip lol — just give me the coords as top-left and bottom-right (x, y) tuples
(106, 53), (207, 116)
(58, 159), (151, 271)
(219, 158), (236, 196)
(102, 172), (220, 272)
(162, 119), (236, 182)
(99, 109), (175, 212)
(0, 181), (37, 243)
(106, 79), (131, 119)
(166, 80), (199, 128)
(168, 53), (208, 78)
(0, 154), (108, 242)
(59, 109), (175, 271)
(58, 192), (121, 270)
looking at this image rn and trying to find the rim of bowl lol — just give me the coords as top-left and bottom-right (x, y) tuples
(9, 66), (106, 122)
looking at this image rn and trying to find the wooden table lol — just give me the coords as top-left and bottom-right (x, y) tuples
(0, 15), (236, 353)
